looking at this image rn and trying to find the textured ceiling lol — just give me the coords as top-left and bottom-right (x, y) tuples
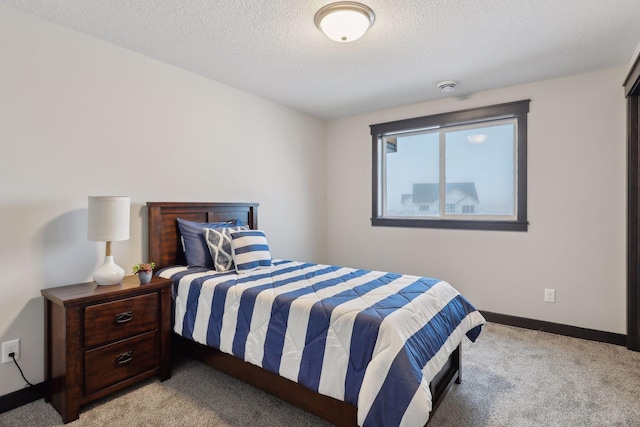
(2, 0), (640, 119)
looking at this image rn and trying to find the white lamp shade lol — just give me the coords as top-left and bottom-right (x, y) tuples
(88, 196), (130, 241)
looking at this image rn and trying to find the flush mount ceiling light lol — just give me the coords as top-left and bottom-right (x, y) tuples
(314, 2), (375, 43)
(467, 134), (488, 144)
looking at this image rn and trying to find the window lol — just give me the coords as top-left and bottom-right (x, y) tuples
(371, 100), (530, 231)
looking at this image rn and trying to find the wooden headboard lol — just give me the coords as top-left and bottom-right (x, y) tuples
(147, 202), (259, 270)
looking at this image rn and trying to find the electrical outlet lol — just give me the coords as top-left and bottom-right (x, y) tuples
(544, 288), (556, 303)
(2, 339), (20, 364)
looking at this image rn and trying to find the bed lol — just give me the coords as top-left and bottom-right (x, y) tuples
(147, 202), (485, 426)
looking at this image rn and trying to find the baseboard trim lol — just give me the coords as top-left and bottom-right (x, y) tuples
(481, 311), (627, 347)
(0, 382), (45, 414)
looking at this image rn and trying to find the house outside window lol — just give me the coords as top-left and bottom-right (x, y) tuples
(371, 100), (530, 231)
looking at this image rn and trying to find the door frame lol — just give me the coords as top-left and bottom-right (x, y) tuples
(625, 50), (640, 351)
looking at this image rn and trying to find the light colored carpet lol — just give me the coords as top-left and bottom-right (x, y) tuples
(1, 323), (639, 426)
(429, 323), (640, 426)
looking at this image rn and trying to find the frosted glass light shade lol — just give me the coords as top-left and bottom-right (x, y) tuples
(88, 196), (130, 241)
(467, 134), (488, 144)
(314, 2), (375, 43)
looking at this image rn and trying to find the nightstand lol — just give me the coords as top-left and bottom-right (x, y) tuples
(41, 275), (172, 423)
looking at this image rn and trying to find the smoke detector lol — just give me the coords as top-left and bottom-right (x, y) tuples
(437, 80), (458, 92)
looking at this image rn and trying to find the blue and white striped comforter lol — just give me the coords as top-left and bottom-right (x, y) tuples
(159, 260), (485, 427)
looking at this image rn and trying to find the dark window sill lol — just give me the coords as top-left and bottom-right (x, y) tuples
(371, 217), (528, 232)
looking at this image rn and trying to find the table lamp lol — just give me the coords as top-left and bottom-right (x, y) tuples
(88, 196), (130, 285)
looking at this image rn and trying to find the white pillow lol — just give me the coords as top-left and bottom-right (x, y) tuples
(202, 226), (248, 272)
(230, 230), (272, 273)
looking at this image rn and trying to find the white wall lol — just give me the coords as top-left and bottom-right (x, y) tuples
(0, 6), (326, 396)
(0, 2), (630, 401)
(326, 66), (627, 335)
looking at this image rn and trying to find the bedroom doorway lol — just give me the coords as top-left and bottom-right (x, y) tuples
(626, 52), (640, 352)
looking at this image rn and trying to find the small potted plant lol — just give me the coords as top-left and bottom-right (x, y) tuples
(132, 262), (155, 284)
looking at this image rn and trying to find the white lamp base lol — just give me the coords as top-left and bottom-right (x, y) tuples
(93, 255), (125, 286)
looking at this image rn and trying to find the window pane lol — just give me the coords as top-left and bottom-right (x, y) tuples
(445, 122), (515, 216)
(385, 132), (439, 217)
(371, 99), (529, 231)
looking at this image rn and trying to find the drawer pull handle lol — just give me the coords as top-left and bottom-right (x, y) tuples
(115, 311), (133, 324)
(115, 351), (133, 366)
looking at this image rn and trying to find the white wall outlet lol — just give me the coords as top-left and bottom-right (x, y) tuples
(544, 288), (556, 303)
(2, 339), (20, 364)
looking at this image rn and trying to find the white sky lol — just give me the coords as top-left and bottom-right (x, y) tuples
(385, 120), (515, 215)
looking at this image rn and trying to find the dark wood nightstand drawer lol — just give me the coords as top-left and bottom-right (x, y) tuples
(84, 293), (158, 348)
(84, 330), (158, 394)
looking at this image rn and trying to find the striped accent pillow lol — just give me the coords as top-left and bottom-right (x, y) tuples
(230, 230), (272, 273)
